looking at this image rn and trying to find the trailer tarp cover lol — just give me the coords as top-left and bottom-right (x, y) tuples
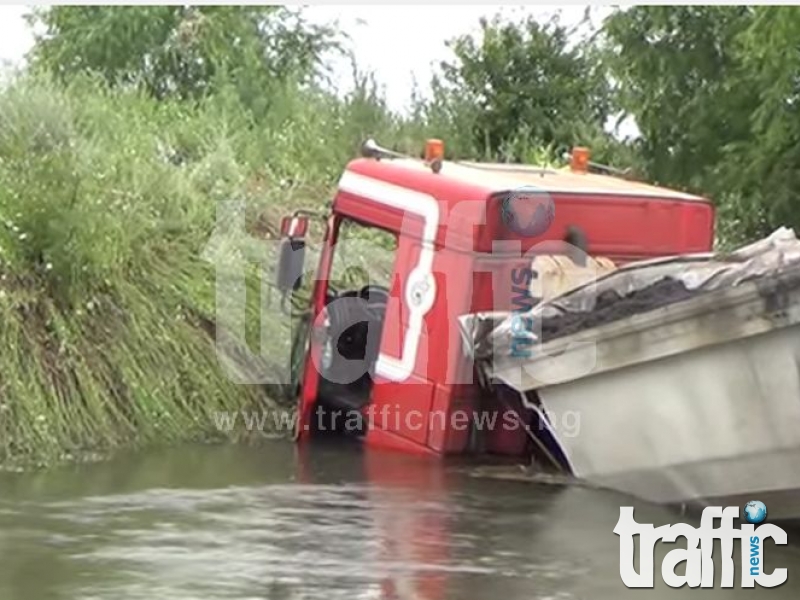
(459, 227), (800, 363)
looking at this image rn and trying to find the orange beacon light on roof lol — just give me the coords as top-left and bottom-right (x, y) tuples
(425, 139), (444, 163)
(570, 146), (590, 173)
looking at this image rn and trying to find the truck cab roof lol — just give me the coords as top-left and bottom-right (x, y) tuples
(335, 154), (714, 259)
(346, 156), (707, 202)
(447, 161), (706, 201)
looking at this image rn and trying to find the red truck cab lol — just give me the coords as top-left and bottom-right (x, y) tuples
(276, 141), (715, 459)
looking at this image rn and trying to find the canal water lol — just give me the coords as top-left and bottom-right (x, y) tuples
(0, 441), (798, 599)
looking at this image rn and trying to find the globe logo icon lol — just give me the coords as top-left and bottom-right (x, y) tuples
(744, 500), (767, 524)
(501, 187), (555, 237)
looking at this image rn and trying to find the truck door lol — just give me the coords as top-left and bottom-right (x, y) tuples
(297, 217), (398, 437)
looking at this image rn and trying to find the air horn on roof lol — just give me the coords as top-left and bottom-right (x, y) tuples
(361, 138), (445, 174)
(360, 138), (406, 160)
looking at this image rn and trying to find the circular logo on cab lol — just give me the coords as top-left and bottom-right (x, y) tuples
(501, 187), (555, 237)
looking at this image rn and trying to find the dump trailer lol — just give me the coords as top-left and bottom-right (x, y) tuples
(477, 228), (800, 521)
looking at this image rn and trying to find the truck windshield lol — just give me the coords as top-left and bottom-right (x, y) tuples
(328, 219), (397, 294)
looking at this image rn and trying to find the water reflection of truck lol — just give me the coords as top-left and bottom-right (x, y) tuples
(272, 138), (800, 520)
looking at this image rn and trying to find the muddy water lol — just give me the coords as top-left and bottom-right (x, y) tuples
(0, 441), (798, 600)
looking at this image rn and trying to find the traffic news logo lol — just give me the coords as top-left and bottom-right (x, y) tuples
(614, 502), (788, 589)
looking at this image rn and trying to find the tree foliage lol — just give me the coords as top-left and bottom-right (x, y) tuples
(602, 6), (800, 242)
(603, 6), (756, 191)
(27, 6), (339, 110)
(721, 8), (800, 239)
(427, 15), (612, 161)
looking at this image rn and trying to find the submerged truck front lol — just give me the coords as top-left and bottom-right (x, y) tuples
(272, 141), (716, 457)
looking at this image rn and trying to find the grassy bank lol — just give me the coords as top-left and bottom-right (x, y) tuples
(0, 73), (401, 467)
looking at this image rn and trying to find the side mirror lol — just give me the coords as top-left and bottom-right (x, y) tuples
(276, 215), (309, 293)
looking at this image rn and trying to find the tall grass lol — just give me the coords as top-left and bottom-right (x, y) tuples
(0, 73), (364, 466)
